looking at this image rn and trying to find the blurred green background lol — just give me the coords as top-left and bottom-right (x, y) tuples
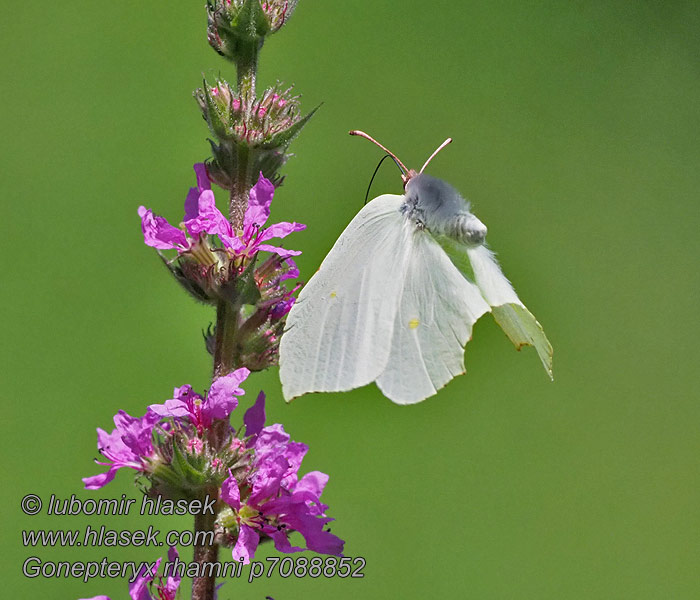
(3, 1), (699, 598)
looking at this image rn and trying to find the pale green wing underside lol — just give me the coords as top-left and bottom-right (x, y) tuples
(491, 304), (553, 380)
(436, 236), (553, 379)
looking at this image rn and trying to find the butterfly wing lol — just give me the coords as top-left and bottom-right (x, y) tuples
(466, 245), (553, 379)
(375, 224), (491, 404)
(279, 194), (410, 401)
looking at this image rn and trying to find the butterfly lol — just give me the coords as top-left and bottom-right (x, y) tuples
(279, 131), (552, 404)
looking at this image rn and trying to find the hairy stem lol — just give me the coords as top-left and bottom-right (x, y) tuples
(213, 299), (241, 379)
(236, 40), (259, 99)
(229, 142), (251, 230)
(191, 507), (219, 600)
(227, 41), (259, 227)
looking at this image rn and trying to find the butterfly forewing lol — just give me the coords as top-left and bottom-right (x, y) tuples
(279, 195), (410, 400)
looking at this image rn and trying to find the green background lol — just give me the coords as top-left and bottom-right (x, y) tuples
(3, 1), (699, 598)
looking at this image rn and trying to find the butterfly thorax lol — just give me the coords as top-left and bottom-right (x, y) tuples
(401, 173), (487, 247)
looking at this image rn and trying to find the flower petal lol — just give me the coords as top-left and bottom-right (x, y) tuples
(244, 173), (275, 234)
(184, 164), (212, 221)
(250, 455), (289, 504)
(207, 368), (250, 420)
(82, 467), (119, 490)
(244, 391), (266, 440)
(164, 546), (181, 593)
(185, 190), (232, 239)
(220, 233), (246, 253)
(259, 221), (306, 241)
(128, 558), (161, 600)
(270, 296), (295, 320)
(295, 471), (329, 499)
(114, 410), (160, 457)
(148, 398), (190, 418)
(221, 473), (241, 510)
(280, 258), (300, 281)
(138, 207), (188, 251)
(257, 244), (302, 258)
(194, 163), (211, 191)
(266, 527), (304, 553)
(232, 525), (260, 565)
(267, 498), (344, 556)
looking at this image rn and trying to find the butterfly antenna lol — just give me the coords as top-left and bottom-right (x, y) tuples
(419, 138), (453, 173)
(363, 154), (404, 205)
(349, 130), (411, 182)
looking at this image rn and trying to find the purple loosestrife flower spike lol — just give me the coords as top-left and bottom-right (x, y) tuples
(139, 166), (304, 371)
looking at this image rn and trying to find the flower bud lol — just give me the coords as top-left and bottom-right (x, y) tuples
(146, 431), (251, 501)
(195, 79), (317, 187)
(206, 0), (298, 60)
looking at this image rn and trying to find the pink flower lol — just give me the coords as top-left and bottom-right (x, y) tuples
(138, 163), (234, 253)
(82, 410), (160, 490)
(149, 368), (250, 435)
(139, 165), (304, 260)
(220, 393), (344, 564)
(129, 547), (180, 600)
(231, 172), (306, 258)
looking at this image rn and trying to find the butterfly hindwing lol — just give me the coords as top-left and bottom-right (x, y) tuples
(375, 223), (491, 404)
(466, 245), (553, 379)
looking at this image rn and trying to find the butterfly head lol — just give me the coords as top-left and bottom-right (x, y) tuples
(349, 130), (452, 189)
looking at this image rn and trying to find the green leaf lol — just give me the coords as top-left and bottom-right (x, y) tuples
(201, 83), (229, 139)
(232, 0), (271, 40)
(171, 442), (207, 486)
(237, 258), (262, 306)
(491, 303), (553, 380)
(219, 253), (260, 306)
(264, 103), (321, 148)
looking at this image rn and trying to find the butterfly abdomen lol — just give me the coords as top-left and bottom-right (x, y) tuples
(440, 212), (487, 246)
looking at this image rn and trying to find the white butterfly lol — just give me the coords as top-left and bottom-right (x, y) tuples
(279, 131), (552, 404)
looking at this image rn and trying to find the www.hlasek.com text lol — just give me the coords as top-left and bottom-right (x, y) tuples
(23, 524), (215, 548)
